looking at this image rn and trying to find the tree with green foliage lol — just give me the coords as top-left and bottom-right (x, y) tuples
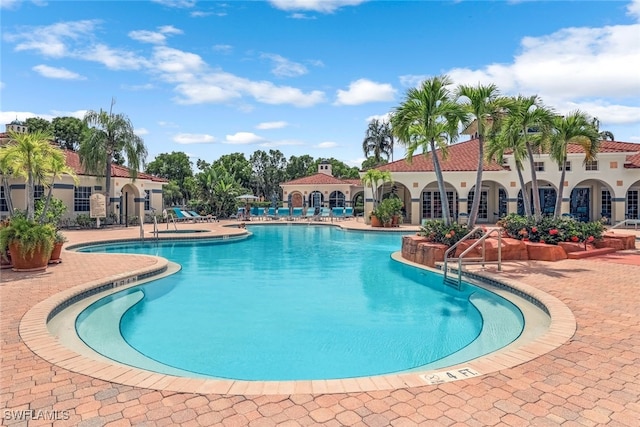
(250, 149), (287, 201)
(79, 102), (147, 209)
(211, 153), (252, 189)
(361, 156), (388, 171)
(550, 111), (601, 218)
(1, 131), (65, 220)
(456, 83), (504, 227)
(362, 119), (394, 164)
(392, 75), (469, 225)
(361, 169), (393, 211)
(145, 151), (193, 192)
(52, 116), (87, 151)
(499, 95), (555, 220)
(286, 154), (316, 180)
(24, 117), (52, 134)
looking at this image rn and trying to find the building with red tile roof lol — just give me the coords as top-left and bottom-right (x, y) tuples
(362, 137), (640, 225)
(280, 160), (364, 210)
(1, 123), (167, 225)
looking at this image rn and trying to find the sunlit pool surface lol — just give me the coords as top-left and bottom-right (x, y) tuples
(76, 225), (524, 381)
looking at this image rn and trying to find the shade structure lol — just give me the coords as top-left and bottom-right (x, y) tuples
(236, 194), (259, 202)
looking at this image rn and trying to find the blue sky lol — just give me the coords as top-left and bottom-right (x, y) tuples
(2, 0), (639, 169)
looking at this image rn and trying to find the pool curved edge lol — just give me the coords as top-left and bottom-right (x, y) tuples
(20, 251), (576, 396)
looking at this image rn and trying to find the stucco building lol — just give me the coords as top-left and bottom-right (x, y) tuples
(0, 121), (166, 224)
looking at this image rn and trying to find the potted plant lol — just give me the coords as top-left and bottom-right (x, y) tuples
(0, 217), (12, 269)
(0, 216), (56, 271)
(361, 169), (393, 225)
(377, 197), (404, 227)
(49, 231), (68, 264)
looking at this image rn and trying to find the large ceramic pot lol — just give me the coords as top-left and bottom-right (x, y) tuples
(9, 242), (50, 272)
(370, 215), (383, 227)
(49, 242), (64, 264)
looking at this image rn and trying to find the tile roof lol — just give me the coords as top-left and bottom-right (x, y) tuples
(376, 138), (507, 173)
(281, 173), (360, 186)
(377, 138), (640, 172)
(63, 149), (168, 182)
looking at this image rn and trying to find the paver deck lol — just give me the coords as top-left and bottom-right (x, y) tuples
(1, 219), (639, 426)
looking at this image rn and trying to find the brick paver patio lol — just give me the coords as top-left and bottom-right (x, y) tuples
(1, 220), (639, 426)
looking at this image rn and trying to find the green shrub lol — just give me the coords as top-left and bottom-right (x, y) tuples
(497, 213), (605, 245)
(419, 220), (478, 247)
(0, 216), (56, 258)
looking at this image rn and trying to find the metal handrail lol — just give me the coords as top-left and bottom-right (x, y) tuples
(609, 218), (640, 230)
(153, 216), (159, 240)
(443, 227), (503, 289)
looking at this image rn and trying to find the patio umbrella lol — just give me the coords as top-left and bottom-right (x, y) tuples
(236, 194), (259, 202)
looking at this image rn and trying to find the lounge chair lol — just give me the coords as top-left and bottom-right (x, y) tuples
(332, 207), (345, 220)
(277, 207), (290, 220)
(257, 207), (266, 220)
(291, 207), (304, 220)
(344, 207), (354, 219)
(188, 211), (215, 222)
(319, 207), (331, 221)
(266, 207), (277, 220)
(171, 207), (191, 222)
(304, 207), (316, 220)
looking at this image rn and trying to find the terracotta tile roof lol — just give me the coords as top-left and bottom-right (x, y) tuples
(63, 150), (168, 182)
(624, 152), (640, 168)
(376, 138), (506, 173)
(281, 173), (359, 186)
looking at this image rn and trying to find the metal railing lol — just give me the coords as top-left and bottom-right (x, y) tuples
(443, 227), (503, 289)
(609, 218), (640, 231)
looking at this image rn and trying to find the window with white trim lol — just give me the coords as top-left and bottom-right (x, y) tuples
(585, 160), (599, 171)
(74, 186), (92, 212)
(144, 190), (151, 211)
(533, 161), (545, 172)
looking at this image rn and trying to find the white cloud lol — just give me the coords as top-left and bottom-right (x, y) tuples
(129, 26), (182, 45)
(151, 0), (196, 8)
(289, 13), (316, 20)
(268, 0), (368, 13)
(260, 139), (304, 147)
(444, 20), (640, 126)
(0, 0), (21, 9)
(122, 83), (155, 91)
(32, 64), (85, 80)
(173, 133), (216, 144)
(83, 44), (149, 70)
(256, 121), (289, 130)
(334, 79), (396, 106)
(7, 20), (99, 58)
(135, 128), (149, 136)
(365, 113), (392, 124)
(316, 141), (338, 148)
(213, 44), (233, 54)
(628, 0), (640, 19)
(261, 53), (308, 77)
(224, 132), (265, 145)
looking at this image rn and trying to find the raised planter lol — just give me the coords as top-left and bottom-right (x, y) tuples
(525, 242), (568, 262)
(370, 215), (383, 228)
(597, 233), (636, 250)
(48, 242), (64, 264)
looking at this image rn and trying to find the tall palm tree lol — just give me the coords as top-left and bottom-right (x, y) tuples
(1, 131), (60, 220)
(79, 102), (147, 210)
(550, 111), (601, 218)
(486, 124), (532, 217)
(362, 119), (394, 165)
(391, 75), (469, 225)
(456, 83), (502, 227)
(361, 169), (393, 211)
(38, 151), (78, 224)
(500, 95), (554, 220)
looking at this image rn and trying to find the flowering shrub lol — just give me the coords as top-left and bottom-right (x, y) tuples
(497, 214), (604, 245)
(418, 220), (480, 247)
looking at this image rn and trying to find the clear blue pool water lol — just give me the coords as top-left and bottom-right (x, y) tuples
(76, 225), (524, 381)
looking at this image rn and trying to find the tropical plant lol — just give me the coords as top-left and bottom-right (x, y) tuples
(0, 130), (62, 221)
(418, 220), (476, 247)
(79, 101), (148, 211)
(375, 197), (403, 226)
(0, 216), (56, 259)
(456, 83), (504, 227)
(34, 198), (67, 228)
(499, 95), (555, 220)
(362, 118), (394, 164)
(361, 169), (393, 211)
(392, 75), (470, 225)
(549, 111), (601, 218)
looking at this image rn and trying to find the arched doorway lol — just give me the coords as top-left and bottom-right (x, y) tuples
(288, 192), (303, 208)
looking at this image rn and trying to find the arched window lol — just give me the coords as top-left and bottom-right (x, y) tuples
(309, 191), (323, 208)
(328, 191), (345, 208)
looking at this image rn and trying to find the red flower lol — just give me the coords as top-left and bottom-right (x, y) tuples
(587, 236), (594, 242)
(531, 227), (537, 233)
(549, 229), (559, 235)
(571, 236), (579, 242)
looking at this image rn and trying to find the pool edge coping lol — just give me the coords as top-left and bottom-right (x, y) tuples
(20, 235), (577, 395)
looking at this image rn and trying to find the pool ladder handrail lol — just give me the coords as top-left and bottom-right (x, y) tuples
(609, 218), (640, 231)
(443, 226), (503, 289)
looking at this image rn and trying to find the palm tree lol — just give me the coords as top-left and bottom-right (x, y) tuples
(391, 75), (469, 225)
(362, 119), (394, 165)
(486, 124), (532, 217)
(38, 151), (78, 224)
(550, 111), (601, 218)
(456, 83), (502, 227)
(500, 95), (554, 220)
(361, 169), (393, 211)
(79, 101), (147, 210)
(0, 131), (60, 220)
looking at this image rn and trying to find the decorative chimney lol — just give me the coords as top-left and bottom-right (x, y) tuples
(318, 160), (333, 176)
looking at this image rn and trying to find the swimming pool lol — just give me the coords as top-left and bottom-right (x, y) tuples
(76, 225), (524, 381)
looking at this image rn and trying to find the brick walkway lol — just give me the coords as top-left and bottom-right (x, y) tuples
(1, 221), (639, 426)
